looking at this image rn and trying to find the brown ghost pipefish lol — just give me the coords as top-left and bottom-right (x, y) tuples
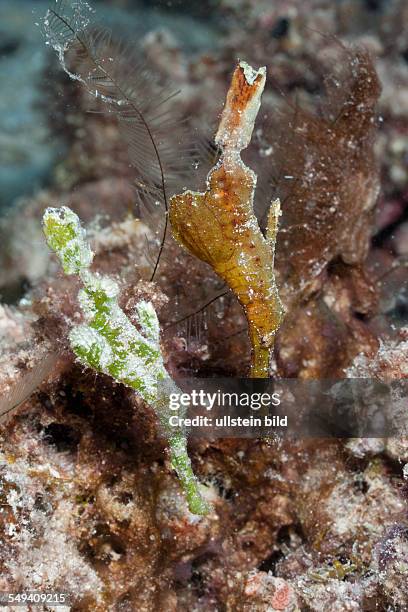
(170, 61), (284, 377)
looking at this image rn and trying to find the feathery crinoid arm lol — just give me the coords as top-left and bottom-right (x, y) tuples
(42, 0), (199, 280)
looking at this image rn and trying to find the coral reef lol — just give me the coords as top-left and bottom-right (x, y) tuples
(0, 0), (407, 609)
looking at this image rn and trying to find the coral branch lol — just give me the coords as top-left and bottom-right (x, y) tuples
(43, 207), (210, 515)
(169, 62), (284, 376)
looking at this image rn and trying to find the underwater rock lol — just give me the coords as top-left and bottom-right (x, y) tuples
(347, 327), (408, 378)
(375, 526), (408, 609)
(228, 571), (300, 611)
(0, 0), (407, 609)
(292, 443), (405, 564)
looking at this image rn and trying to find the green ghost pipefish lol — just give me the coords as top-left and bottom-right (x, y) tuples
(43, 206), (210, 516)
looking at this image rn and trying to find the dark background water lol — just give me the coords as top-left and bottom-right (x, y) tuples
(0, 0), (221, 213)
